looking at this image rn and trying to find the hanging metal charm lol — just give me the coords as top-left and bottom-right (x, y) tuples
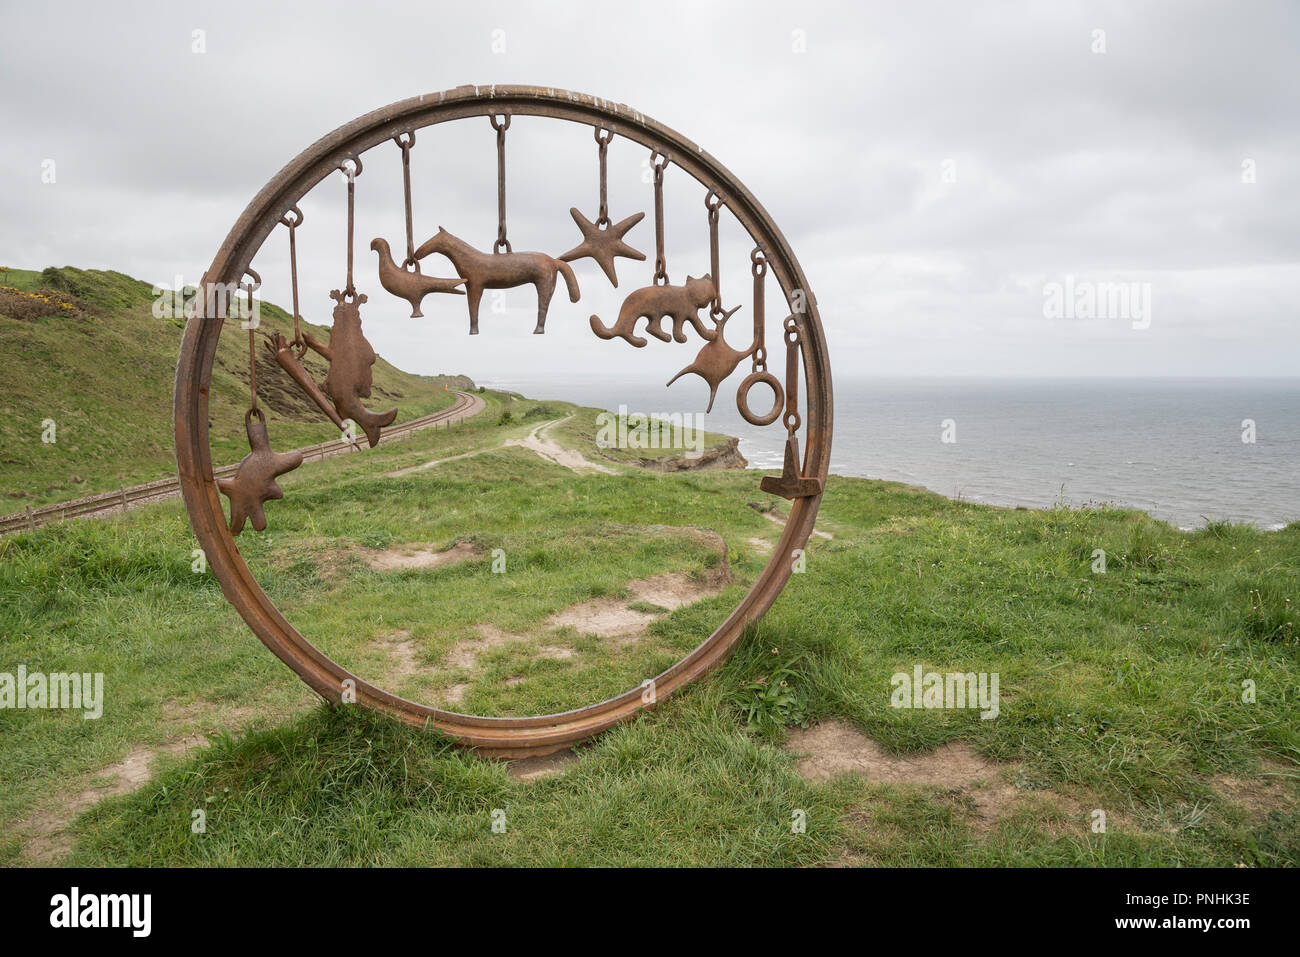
(373, 131), (466, 317)
(559, 128), (645, 287)
(590, 275), (720, 347)
(283, 157), (397, 448)
(760, 313), (824, 500)
(301, 290), (396, 448)
(218, 408), (304, 535)
(264, 331), (347, 434)
(663, 189), (758, 410)
(664, 302), (747, 411)
(414, 228), (578, 335)
(218, 294), (303, 535)
(736, 246), (784, 426)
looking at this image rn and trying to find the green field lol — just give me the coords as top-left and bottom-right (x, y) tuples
(0, 267), (465, 516)
(0, 385), (1296, 867)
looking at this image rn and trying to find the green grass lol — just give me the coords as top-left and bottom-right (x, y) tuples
(0, 266), (467, 515)
(0, 391), (1297, 867)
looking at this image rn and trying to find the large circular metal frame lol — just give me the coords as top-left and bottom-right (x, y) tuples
(175, 85), (833, 757)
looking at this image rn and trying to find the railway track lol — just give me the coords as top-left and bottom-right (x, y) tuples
(0, 390), (485, 536)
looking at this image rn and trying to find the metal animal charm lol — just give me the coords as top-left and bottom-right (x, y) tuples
(665, 304), (747, 412)
(559, 208), (645, 287)
(371, 237), (465, 317)
(413, 227), (580, 335)
(263, 332), (348, 434)
(299, 291), (397, 448)
(590, 275), (720, 348)
(217, 409), (304, 535)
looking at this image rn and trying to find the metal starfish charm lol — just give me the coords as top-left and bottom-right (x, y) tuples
(217, 409), (304, 535)
(559, 208), (645, 287)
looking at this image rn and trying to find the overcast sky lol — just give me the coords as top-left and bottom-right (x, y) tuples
(1, 0), (1296, 381)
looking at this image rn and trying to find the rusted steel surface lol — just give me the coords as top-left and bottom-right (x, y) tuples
(175, 85), (833, 757)
(371, 237), (465, 318)
(299, 291), (396, 448)
(264, 331), (348, 434)
(589, 275), (719, 347)
(412, 228), (580, 335)
(664, 302), (748, 412)
(217, 408), (303, 535)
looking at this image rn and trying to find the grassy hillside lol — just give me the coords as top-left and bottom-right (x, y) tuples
(0, 393), (1295, 867)
(0, 266), (467, 515)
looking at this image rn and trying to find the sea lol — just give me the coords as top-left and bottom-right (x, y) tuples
(481, 375), (1300, 531)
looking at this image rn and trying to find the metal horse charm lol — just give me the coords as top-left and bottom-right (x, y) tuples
(299, 291), (397, 448)
(414, 227), (579, 334)
(590, 275), (720, 348)
(371, 237), (465, 317)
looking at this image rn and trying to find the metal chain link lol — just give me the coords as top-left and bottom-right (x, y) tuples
(394, 130), (418, 269)
(751, 246), (767, 372)
(279, 206), (305, 354)
(783, 314), (802, 436)
(340, 154), (363, 297)
(705, 187), (723, 317)
(595, 127), (612, 227)
(651, 150), (669, 284)
(490, 113), (511, 253)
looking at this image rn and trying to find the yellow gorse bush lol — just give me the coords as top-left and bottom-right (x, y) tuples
(0, 284), (79, 313)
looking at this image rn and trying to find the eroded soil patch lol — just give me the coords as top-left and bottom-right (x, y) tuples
(364, 540), (481, 571)
(787, 721), (1090, 838)
(507, 749), (581, 782)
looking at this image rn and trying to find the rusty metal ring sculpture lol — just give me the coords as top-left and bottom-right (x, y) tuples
(175, 85), (833, 757)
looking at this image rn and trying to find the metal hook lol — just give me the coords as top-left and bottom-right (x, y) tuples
(339, 154), (363, 180)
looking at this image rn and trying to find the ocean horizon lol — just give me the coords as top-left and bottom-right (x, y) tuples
(482, 375), (1300, 531)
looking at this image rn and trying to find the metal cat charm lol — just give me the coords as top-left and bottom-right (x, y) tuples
(589, 275), (720, 348)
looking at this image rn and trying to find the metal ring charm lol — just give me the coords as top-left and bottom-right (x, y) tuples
(736, 370), (784, 426)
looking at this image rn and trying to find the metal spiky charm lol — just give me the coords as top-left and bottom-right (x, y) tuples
(217, 409), (303, 535)
(559, 208), (645, 287)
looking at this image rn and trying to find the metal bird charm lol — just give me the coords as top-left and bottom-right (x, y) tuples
(217, 409), (304, 535)
(371, 237), (465, 317)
